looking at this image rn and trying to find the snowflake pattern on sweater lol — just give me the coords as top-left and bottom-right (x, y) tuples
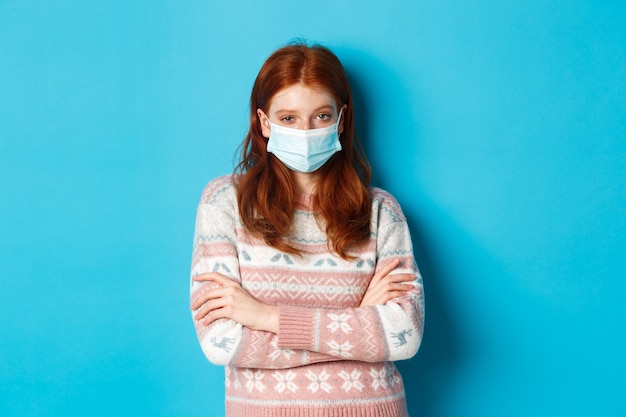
(190, 175), (424, 417)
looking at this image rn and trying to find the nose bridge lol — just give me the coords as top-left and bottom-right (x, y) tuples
(299, 118), (311, 130)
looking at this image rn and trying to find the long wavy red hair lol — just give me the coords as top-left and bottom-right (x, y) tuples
(235, 42), (372, 259)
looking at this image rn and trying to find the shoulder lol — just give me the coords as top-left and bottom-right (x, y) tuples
(370, 186), (407, 223)
(199, 174), (237, 207)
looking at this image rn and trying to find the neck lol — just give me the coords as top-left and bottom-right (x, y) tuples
(291, 171), (320, 195)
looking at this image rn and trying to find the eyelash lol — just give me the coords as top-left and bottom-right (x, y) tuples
(279, 113), (332, 123)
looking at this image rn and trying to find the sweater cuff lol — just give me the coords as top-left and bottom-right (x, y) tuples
(278, 304), (317, 350)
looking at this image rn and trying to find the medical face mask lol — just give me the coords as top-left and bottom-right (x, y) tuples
(265, 108), (344, 173)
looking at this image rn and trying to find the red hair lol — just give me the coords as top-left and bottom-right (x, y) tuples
(235, 42), (372, 258)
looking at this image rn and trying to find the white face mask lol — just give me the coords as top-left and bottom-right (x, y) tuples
(265, 108), (344, 173)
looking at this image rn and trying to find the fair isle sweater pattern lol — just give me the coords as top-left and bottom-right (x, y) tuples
(190, 175), (425, 417)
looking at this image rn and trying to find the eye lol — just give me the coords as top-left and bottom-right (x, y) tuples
(280, 115), (294, 123)
(316, 113), (332, 121)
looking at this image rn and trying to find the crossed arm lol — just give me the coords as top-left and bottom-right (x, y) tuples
(190, 258), (414, 333)
(190, 182), (424, 368)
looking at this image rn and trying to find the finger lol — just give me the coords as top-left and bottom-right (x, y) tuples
(190, 288), (217, 311)
(365, 283), (413, 305)
(190, 286), (232, 310)
(194, 297), (227, 321)
(193, 285), (242, 320)
(382, 273), (415, 284)
(370, 259), (400, 285)
(202, 306), (234, 326)
(377, 258), (401, 276)
(362, 289), (407, 307)
(384, 283), (414, 291)
(192, 272), (221, 281)
(385, 284), (411, 295)
(195, 293), (238, 321)
(367, 279), (413, 296)
(192, 272), (238, 286)
(380, 291), (411, 304)
(365, 285), (396, 304)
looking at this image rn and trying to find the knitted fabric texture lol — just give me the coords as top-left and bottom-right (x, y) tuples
(190, 175), (425, 417)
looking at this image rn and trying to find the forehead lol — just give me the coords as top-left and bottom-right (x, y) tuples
(268, 83), (337, 113)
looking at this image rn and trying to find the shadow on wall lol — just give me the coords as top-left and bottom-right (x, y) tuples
(340, 47), (466, 417)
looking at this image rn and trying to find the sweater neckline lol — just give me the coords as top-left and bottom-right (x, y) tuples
(295, 193), (315, 210)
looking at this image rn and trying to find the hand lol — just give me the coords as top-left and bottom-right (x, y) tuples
(190, 272), (279, 333)
(360, 259), (414, 307)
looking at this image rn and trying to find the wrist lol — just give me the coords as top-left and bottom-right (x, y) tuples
(257, 304), (279, 334)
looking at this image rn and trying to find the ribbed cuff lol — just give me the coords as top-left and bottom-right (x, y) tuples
(227, 397), (408, 417)
(278, 304), (316, 350)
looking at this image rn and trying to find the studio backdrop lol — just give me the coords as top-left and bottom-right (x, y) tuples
(1, 1), (625, 416)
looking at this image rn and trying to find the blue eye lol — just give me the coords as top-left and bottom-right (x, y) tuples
(317, 113), (331, 121)
(281, 116), (294, 122)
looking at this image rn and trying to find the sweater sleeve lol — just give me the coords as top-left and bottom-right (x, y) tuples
(277, 218), (425, 363)
(190, 177), (341, 369)
(191, 180), (424, 368)
(189, 178), (244, 366)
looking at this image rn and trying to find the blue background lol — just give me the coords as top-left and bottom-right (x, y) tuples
(1, 1), (625, 416)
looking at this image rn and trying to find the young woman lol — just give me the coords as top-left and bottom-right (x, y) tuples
(190, 42), (424, 417)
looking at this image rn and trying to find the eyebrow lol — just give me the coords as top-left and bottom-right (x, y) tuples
(274, 105), (335, 114)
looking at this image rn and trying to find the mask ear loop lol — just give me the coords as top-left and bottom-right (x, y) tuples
(260, 111), (276, 139)
(336, 106), (345, 137)
(262, 111), (272, 130)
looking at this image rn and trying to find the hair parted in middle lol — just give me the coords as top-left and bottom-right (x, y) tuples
(235, 41), (372, 259)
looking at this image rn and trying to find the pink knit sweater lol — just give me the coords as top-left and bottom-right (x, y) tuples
(190, 175), (424, 417)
